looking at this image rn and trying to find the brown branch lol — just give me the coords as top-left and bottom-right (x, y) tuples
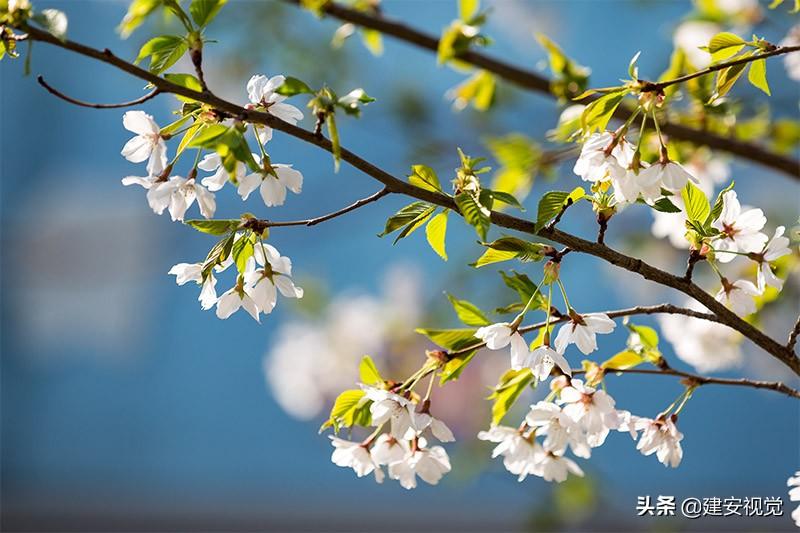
(286, 0), (800, 180)
(445, 304), (718, 359)
(18, 24), (800, 377)
(789, 315), (800, 352)
(574, 367), (800, 400)
(258, 187), (390, 228)
(684, 249), (704, 282)
(641, 44), (800, 93)
(37, 75), (160, 109)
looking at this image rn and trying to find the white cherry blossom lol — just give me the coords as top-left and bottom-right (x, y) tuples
(781, 25), (800, 82)
(216, 283), (260, 321)
(237, 154), (304, 207)
(197, 153), (251, 192)
(573, 132), (630, 184)
(478, 425), (544, 482)
(788, 471), (800, 527)
(754, 226), (791, 291)
(244, 242), (303, 315)
(475, 323), (530, 371)
(559, 379), (619, 447)
(388, 438), (451, 489)
(634, 416), (684, 468)
(528, 345), (572, 382)
(168, 262), (218, 310)
(636, 159), (698, 192)
(712, 190), (768, 262)
(537, 452), (584, 483)
(329, 436), (383, 482)
(361, 386), (418, 440)
(370, 434), (407, 466)
(413, 412), (455, 442)
(121, 111), (167, 176)
(554, 313), (616, 355)
(526, 401), (589, 458)
(715, 279), (760, 317)
(246, 74), (304, 144)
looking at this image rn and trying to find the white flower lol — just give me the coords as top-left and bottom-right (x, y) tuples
(244, 243), (303, 315)
(246, 74), (304, 144)
(238, 160), (303, 207)
(168, 262), (218, 310)
(121, 111), (168, 176)
(615, 410), (642, 440)
(370, 434), (407, 466)
(559, 379), (619, 447)
(788, 471), (800, 527)
(526, 401), (589, 458)
(361, 386), (418, 440)
(715, 279), (761, 317)
(329, 436), (383, 482)
(478, 425), (544, 482)
(413, 412), (455, 442)
(712, 190), (768, 263)
(475, 323), (530, 371)
(612, 163), (661, 205)
(8, 0), (32, 12)
(573, 132), (629, 183)
(528, 345), (572, 382)
(658, 299), (742, 373)
(388, 439), (451, 489)
(755, 226), (791, 291)
(674, 20), (719, 69)
(216, 283), (260, 322)
(781, 25), (800, 82)
(197, 153), (251, 192)
(554, 313), (616, 355)
(537, 452), (584, 483)
(135, 175), (215, 221)
(635, 416), (684, 468)
(636, 159), (697, 192)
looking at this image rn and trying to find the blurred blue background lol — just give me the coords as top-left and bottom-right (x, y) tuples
(1, 0), (799, 531)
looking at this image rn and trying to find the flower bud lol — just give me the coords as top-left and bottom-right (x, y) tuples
(543, 260), (560, 284)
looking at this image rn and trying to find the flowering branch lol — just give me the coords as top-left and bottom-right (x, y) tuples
(255, 187), (391, 228)
(574, 367), (800, 400)
(37, 75), (160, 109)
(285, 0), (800, 180)
(18, 23), (800, 377)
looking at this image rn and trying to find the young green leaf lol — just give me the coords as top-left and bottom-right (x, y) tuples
(231, 233), (254, 273)
(747, 58), (770, 95)
(459, 0), (480, 20)
(471, 247), (520, 268)
(276, 76), (314, 97)
(712, 57), (750, 101)
(425, 210), (449, 260)
(707, 181), (735, 224)
(706, 32), (746, 62)
(379, 202), (434, 236)
(489, 368), (533, 425)
(189, 0), (228, 28)
(439, 349), (477, 385)
(534, 187), (585, 231)
(408, 164), (442, 192)
(601, 350), (644, 371)
(164, 73), (203, 101)
(319, 389), (369, 433)
(137, 35), (188, 74)
(488, 190), (524, 210)
(580, 90), (628, 133)
(186, 219), (240, 235)
(455, 191), (491, 241)
(499, 270), (544, 308)
(360, 29), (383, 56)
(681, 181), (710, 223)
(415, 328), (478, 350)
(651, 197), (682, 213)
(359, 355), (383, 386)
(447, 294), (490, 326)
(118, 0), (161, 38)
(628, 324), (659, 349)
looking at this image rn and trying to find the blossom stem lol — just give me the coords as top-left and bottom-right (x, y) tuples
(556, 279), (572, 313)
(423, 370), (436, 402)
(651, 109), (666, 150)
(636, 114), (648, 152)
(511, 277), (547, 329)
(707, 260), (726, 282)
(673, 385), (697, 415)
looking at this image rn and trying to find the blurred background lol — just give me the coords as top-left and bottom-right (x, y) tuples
(1, 0), (799, 531)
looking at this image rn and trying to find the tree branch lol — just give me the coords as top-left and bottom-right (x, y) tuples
(788, 315), (800, 352)
(19, 24), (800, 377)
(257, 187), (391, 228)
(37, 75), (160, 108)
(573, 367), (800, 400)
(286, 0), (800, 180)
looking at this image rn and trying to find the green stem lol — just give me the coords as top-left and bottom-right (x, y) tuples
(557, 279), (572, 313)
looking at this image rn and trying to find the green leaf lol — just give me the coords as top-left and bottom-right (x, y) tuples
(408, 164), (442, 192)
(159, 114), (193, 136)
(489, 190), (524, 210)
(439, 349), (477, 385)
(118, 0), (161, 38)
(747, 58), (770, 95)
(319, 389), (369, 433)
(447, 294), (490, 327)
(706, 32), (746, 62)
(459, 0), (480, 20)
(681, 181), (710, 223)
(651, 197), (682, 213)
(499, 270), (544, 308)
(628, 324), (659, 349)
(186, 219), (240, 235)
(379, 202), (432, 236)
(136, 35), (188, 75)
(535, 187), (585, 231)
(707, 181), (735, 224)
(231, 234), (254, 273)
(425, 210), (449, 261)
(201, 232), (235, 278)
(189, 0), (227, 27)
(455, 191), (491, 241)
(187, 123), (228, 147)
(489, 368), (533, 425)
(276, 76), (314, 97)
(479, 237), (546, 262)
(394, 206), (436, 244)
(449, 70), (496, 111)
(580, 90), (628, 134)
(471, 247), (520, 268)
(360, 29), (383, 56)
(164, 73), (202, 101)
(32, 9), (68, 41)
(712, 57), (750, 101)
(359, 355), (383, 386)
(601, 350), (644, 371)
(415, 328), (478, 350)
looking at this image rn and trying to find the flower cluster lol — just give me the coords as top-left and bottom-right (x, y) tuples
(328, 385), (454, 489)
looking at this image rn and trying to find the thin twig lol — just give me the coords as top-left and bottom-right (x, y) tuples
(596, 213), (610, 244)
(283, 0), (800, 180)
(18, 24), (800, 376)
(260, 188), (391, 228)
(684, 249), (704, 282)
(788, 315), (800, 352)
(573, 367), (800, 400)
(37, 76), (160, 109)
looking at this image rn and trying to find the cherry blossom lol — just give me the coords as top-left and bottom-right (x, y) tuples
(168, 262), (218, 310)
(528, 345), (572, 382)
(387, 438), (451, 489)
(787, 471), (800, 527)
(237, 159), (304, 207)
(573, 132), (630, 184)
(537, 451), (584, 483)
(361, 386), (418, 440)
(413, 412), (456, 442)
(120, 111), (167, 176)
(636, 158), (698, 192)
(475, 323), (530, 371)
(246, 74), (304, 144)
(753, 226), (791, 291)
(526, 401), (590, 458)
(715, 278), (761, 317)
(712, 190), (768, 262)
(244, 242), (303, 315)
(478, 425), (545, 482)
(559, 379), (620, 447)
(554, 312), (616, 355)
(329, 436), (384, 482)
(781, 25), (800, 82)
(634, 416), (684, 468)
(370, 434), (407, 467)
(197, 153), (251, 192)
